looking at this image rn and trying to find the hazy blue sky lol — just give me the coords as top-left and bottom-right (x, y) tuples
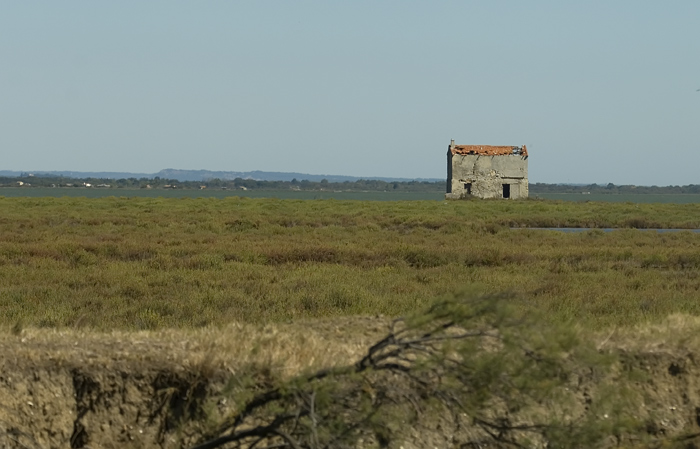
(1, 2), (698, 184)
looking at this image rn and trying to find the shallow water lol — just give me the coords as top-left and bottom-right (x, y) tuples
(513, 227), (700, 233)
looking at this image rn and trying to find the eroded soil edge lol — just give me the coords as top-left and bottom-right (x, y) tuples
(3, 320), (700, 448)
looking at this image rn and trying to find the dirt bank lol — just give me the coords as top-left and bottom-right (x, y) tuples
(0, 318), (388, 449)
(2, 316), (700, 448)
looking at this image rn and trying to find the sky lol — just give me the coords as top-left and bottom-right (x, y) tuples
(1, 2), (699, 185)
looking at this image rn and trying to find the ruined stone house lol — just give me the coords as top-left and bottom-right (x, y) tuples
(446, 140), (528, 199)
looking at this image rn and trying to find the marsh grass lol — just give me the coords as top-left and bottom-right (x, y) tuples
(1, 196), (700, 329)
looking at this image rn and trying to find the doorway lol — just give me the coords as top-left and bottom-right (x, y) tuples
(502, 184), (511, 199)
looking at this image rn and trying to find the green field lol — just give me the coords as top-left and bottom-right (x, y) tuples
(1, 196), (700, 330)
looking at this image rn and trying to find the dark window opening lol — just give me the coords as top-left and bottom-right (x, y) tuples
(464, 183), (472, 195)
(502, 184), (511, 199)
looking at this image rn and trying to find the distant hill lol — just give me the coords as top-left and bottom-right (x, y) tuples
(0, 169), (442, 183)
(155, 169), (441, 183)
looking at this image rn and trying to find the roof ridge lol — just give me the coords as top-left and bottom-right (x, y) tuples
(449, 143), (528, 157)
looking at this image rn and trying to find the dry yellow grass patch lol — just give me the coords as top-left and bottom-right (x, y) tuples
(0, 316), (390, 377)
(595, 313), (700, 354)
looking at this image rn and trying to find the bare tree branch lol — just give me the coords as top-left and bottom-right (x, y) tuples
(189, 292), (630, 449)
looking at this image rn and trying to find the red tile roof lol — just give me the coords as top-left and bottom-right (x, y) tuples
(450, 144), (527, 157)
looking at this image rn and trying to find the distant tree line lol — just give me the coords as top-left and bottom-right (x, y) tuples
(0, 175), (445, 193)
(4, 175), (700, 194)
(530, 182), (700, 194)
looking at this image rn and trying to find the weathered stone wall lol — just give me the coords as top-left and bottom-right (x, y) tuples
(446, 153), (528, 199)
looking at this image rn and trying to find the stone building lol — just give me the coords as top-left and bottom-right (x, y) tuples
(446, 140), (528, 199)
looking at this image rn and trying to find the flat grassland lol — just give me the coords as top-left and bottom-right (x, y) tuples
(2, 196), (700, 330)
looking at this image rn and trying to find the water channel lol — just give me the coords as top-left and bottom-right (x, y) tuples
(512, 228), (700, 233)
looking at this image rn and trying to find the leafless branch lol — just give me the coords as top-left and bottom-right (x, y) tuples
(190, 292), (619, 449)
